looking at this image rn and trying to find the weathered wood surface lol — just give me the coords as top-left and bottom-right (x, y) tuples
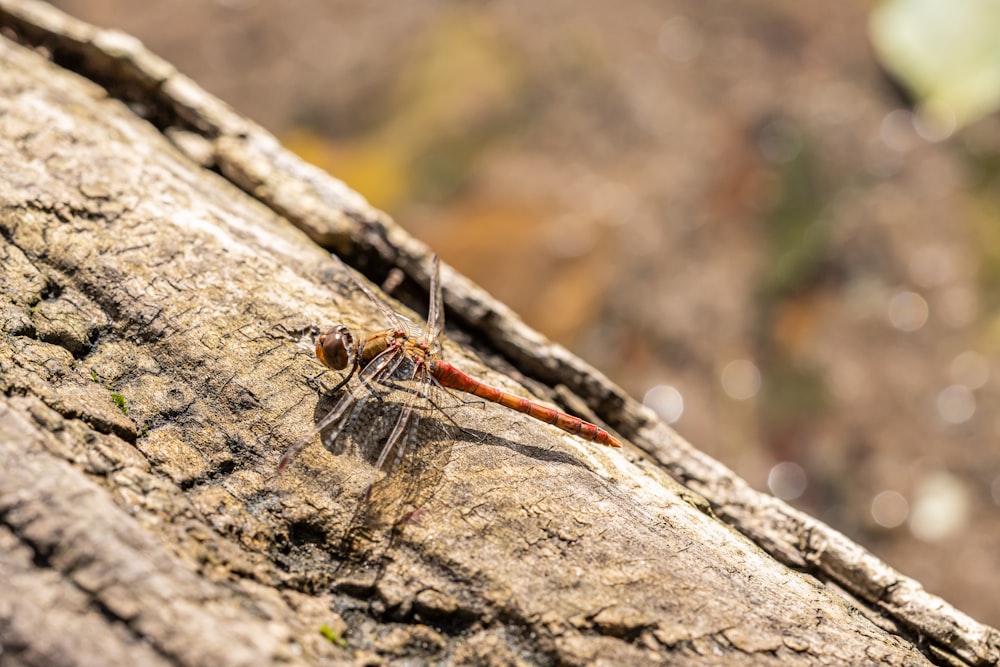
(1, 1), (998, 665)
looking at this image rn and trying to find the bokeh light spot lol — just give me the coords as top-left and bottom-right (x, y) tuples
(887, 290), (928, 332)
(643, 384), (684, 424)
(914, 101), (957, 142)
(768, 461), (807, 501)
(880, 109), (919, 152)
(721, 359), (761, 400)
(909, 471), (969, 542)
(658, 16), (703, 63)
(871, 490), (909, 528)
(936, 384), (976, 424)
(948, 350), (989, 389)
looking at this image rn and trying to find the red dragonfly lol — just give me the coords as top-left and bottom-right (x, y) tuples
(279, 254), (620, 476)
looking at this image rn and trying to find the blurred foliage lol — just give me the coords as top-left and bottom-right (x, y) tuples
(970, 183), (1000, 331)
(756, 141), (833, 429)
(962, 121), (1000, 334)
(283, 8), (528, 212)
(871, 0), (1000, 131)
(759, 356), (830, 422)
(757, 143), (829, 301)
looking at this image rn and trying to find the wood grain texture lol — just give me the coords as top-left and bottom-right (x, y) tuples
(0, 2), (996, 665)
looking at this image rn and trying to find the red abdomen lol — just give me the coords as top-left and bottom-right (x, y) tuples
(429, 360), (621, 448)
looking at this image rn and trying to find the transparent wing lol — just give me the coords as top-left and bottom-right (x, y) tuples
(309, 346), (453, 471)
(361, 366), (465, 522)
(355, 356), (458, 477)
(424, 255), (445, 353)
(317, 347), (411, 456)
(330, 252), (423, 339)
(372, 368), (424, 473)
(282, 348), (469, 529)
(278, 346), (408, 471)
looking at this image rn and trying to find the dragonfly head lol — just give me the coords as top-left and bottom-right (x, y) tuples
(316, 325), (355, 371)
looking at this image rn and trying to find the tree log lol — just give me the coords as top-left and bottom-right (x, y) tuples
(1, 1), (997, 665)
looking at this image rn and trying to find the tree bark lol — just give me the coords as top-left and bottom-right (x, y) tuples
(0, 1), (997, 665)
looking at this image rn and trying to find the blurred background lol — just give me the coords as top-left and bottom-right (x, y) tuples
(51, 0), (1000, 626)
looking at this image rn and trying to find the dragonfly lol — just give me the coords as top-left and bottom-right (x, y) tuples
(278, 254), (621, 477)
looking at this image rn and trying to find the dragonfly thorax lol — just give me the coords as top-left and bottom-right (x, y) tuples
(359, 329), (410, 365)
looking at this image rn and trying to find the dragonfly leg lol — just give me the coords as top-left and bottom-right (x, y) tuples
(327, 357), (360, 395)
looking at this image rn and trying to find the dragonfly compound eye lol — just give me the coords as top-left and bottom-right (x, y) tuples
(316, 325), (354, 371)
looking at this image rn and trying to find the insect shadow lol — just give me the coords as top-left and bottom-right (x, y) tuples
(297, 389), (593, 574)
